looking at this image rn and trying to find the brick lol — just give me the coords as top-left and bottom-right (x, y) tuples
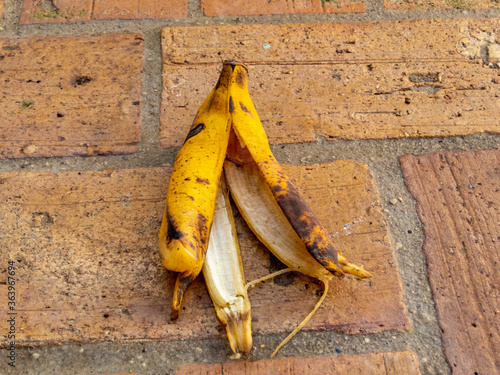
(0, 34), (142, 159)
(92, 0), (187, 20)
(176, 351), (421, 374)
(201, 0), (365, 17)
(19, 0), (93, 23)
(19, 0), (187, 24)
(160, 19), (500, 148)
(0, 161), (407, 347)
(401, 150), (500, 375)
(385, 0), (500, 10)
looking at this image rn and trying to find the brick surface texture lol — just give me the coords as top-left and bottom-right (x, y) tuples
(201, 0), (365, 17)
(0, 161), (408, 347)
(400, 150), (500, 375)
(385, 0), (500, 10)
(19, 0), (187, 24)
(176, 351), (421, 374)
(0, 34), (143, 159)
(160, 19), (500, 148)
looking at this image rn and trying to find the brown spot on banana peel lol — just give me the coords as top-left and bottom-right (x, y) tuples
(184, 123), (205, 144)
(214, 76), (222, 90)
(195, 177), (210, 185)
(165, 213), (208, 253)
(229, 96), (235, 113)
(235, 69), (246, 88)
(166, 210), (185, 242)
(223, 310), (252, 354)
(274, 180), (344, 278)
(239, 102), (252, 116)
(196, 212), (209, 245)
(219, 309), (251, 331)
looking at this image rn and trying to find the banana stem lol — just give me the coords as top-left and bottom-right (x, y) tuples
(271, 279), (329, 358)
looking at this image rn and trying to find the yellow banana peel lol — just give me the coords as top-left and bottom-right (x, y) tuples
(159, 63), (232, 320)
(159, 61), (371, 356)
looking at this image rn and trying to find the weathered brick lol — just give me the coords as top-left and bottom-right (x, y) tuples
(0, 161), (407, 347)
(19, 0), (187, 24)
(0, 34), (143, 159)
(160, 19), (500, 148)
(92, 0), (187, 20)
(19, 0), (93, 23)
(401, 150), (500, 375)
(176, 351), (421, 374)
(201, 0), (365, 17)
(385, 0), (500, 10)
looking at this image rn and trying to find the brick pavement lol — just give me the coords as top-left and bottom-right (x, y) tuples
(385, 0), (500, 10)
(160, 19), (500, 148)
(401, 150), (500, 375)
(176, 351), (421, 374)
(200, 0), (366, 17)
(0, 1), (499, 374)
(0, 161), (408, 346)
(0, 34), (143, 158)
(19, 0), (187, 24)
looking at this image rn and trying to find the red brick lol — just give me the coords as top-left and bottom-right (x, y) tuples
(201, 0), (365, 17)
(401, 150), (500, 375)
(176, 351), (421, 374)
(92, 0), (187, 20)
(160, 19), (500, 148)
(243, 162), (409, 337)
(19, 0), (187, 24)
(0, 161), (407, 347)
(385, 0), (500, 10)
(19, 0), (92, 23)
(0, 34), (142, 159)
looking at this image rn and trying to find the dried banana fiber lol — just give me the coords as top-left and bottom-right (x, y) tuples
(158, 64), (233, 320)
(203, 177), (252, 356)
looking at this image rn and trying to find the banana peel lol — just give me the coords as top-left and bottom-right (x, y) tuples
(159, 63), (232, 320)
(203, 176), (252, 356)
(158, 61), (371, 356)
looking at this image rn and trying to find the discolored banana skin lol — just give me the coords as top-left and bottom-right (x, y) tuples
(159, 64), (233, 320)
(227, 65), (344, 277)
